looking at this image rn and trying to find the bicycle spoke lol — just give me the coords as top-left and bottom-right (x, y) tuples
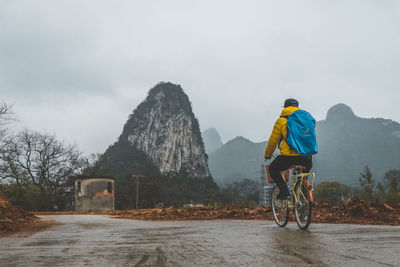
(294, 181), (312, 230)
(272, 186), (289, 227)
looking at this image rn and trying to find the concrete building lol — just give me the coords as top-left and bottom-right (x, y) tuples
(75, 177), (115, 212)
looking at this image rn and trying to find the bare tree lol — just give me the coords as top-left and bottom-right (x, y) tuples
(80, 152), (102, 176)
(0, 129), (85, 210)
(0, 101), (15, 139)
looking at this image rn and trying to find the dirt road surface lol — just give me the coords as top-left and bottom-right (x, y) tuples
(0, 215), (399, 266)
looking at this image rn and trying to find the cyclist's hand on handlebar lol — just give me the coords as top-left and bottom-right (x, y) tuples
(265, 154), (278, 161)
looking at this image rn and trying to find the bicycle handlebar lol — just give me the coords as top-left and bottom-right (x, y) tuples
(264, 153), (278, 163)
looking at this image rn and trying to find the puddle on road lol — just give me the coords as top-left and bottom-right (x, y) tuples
(22, 238), (78, 247)
(76, 223), (105, 229)
(269, 227), (326, 266)
(286, 249), (318, 265)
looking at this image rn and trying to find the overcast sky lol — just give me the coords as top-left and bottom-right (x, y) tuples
(1, 0), (400, 155)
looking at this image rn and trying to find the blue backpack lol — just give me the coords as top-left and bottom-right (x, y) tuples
(282, 110), (318, 156)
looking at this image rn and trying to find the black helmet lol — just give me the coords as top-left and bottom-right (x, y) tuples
(283, 98), (299, 108)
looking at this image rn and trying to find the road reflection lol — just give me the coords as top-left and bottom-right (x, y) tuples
(0, 216), (399, 266)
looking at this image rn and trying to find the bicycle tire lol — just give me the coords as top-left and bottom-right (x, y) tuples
(294, 180), (312, 230)
(271, 185), (289, 227)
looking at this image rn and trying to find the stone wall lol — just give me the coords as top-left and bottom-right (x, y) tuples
(75, 178), (115, 212)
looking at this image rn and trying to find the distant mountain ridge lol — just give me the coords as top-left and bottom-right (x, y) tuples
(208, 104), (400, 186)
(208, 136), (266, 184)
(315, 103), (400, 186)
(202, 128), (223, 154)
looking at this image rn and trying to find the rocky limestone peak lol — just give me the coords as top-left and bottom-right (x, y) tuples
(121, 82), (210, 178)
(202, 128), (223, 154)
(326, 103), (356, 121)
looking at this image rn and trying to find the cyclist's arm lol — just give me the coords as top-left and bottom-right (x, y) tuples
(265, 118), (283, 159)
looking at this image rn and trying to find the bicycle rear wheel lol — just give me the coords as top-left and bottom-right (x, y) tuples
(271, 185), (289, 227)
(294, 180), (312, 230)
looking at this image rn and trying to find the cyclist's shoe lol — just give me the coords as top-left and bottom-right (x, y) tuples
(277, 185), (289, 200)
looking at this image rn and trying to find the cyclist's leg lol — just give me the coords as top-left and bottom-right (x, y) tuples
(269, 156), (293, 198)
(301, 156), (312, 173)
(269, 156), (292, 184)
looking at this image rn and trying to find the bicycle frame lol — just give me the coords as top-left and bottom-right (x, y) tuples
(267, 155), (315, 202)
(287, 171), (315, 209)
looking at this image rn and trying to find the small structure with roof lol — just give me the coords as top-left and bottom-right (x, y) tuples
(75, 177), (115, 212)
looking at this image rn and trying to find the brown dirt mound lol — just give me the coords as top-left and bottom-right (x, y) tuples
(313, 200), (400, 225)
(105, 206), (274, 221)
(0, 194), (37, 232)
(104, 200), (400, 225)
(33, 211), (98, 215)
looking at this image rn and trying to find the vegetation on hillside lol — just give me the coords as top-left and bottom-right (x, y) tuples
(314, 165), (400, 206)
(314, 181), (351, 204)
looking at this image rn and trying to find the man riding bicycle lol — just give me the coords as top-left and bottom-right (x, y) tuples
(264, 98), (313, 200)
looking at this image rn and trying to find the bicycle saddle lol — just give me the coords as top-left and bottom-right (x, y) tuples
(290, 165), (306, 170)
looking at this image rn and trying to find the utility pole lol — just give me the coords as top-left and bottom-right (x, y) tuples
(133, 174), (152, 209)
(136, 175), (139, 209)
(259, 164), (268, 207)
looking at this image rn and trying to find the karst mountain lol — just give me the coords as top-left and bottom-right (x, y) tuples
(90, 82), (215, 208)
(98, 82), (210, 179)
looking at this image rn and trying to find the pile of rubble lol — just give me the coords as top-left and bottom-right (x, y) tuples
(106, 200), (400, 225)
(313, 200), (400, 225)
(106, 206), (275, 221)
(0, 195), (37, 232)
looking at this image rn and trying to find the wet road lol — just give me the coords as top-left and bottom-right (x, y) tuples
(0, 215), (399, 266)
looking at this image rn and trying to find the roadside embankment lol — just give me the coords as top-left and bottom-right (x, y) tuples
(104, 200), (400, 225)
(106, 206), (273, 221)
(27, 200), (400, 226)
(312, 200), (399, 225)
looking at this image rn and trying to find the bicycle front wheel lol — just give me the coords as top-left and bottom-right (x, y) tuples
(294, 180), (312, 230)
(271, 185), (289, 227)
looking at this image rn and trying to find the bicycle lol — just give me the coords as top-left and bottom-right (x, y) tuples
(266, 158), (316, 230)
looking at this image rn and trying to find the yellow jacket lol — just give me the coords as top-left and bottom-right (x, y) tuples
(265, 106), (301, 158)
